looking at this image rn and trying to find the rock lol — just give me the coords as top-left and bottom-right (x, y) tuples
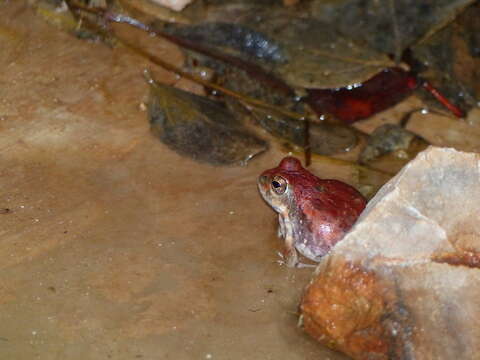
(299, 147), (480, 360)
(150, 0), (194, 11)
(358, 124), (429, 174)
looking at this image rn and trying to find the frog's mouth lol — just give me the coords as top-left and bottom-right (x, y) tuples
(258, 191), (285, 213)
(257, 176), (269, 194)
(258, 175), (269, 186)
(257, 181), (269, 200)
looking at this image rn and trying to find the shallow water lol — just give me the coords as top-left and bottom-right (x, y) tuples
(0, 2), (346, 359)
(2, 2), (480, 359)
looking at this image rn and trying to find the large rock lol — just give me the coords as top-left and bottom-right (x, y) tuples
(300, 147), (480, 360)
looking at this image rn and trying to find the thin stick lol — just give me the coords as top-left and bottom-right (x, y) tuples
(421, 80), (465, 118)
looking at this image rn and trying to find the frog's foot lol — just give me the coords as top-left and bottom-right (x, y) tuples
(295, 262), (317, 268)
(275, 251), (287, 266)
(276, 250), (316, 268)
(278, 248), (298, 268)
(277, 214), (286, 239)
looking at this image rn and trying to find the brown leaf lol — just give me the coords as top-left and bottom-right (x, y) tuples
(158, 10), (393, 89)
(310, 0), (475, 60)
(148, 78), (268, 166)
(412, 2), (480, 112)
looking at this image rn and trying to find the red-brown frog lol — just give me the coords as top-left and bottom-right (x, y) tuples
(258, 156), (366, 267)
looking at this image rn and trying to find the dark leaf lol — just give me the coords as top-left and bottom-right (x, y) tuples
(158, 10), (393, 89)
(219, 61), (361, 155)
(148, 79), (267, 166)
(310, 0), (475, 60)
(249, 108), (360, 156)
(412, 2), (480, 113)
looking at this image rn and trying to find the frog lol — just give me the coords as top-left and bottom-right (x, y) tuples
(258, 156), (366, 267)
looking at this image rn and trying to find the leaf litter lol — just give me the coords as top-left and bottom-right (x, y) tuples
(34, 0), (480, 196)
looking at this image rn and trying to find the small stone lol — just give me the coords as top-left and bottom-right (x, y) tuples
(358, 123), (429, 173)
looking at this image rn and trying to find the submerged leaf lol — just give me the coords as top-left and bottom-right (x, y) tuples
(306, 68), (418, 123)
(250, 108), (359, 156)
(158, 11), (393, 89)
(412, 2), (480, 113)
(148, 79), (267, 165)
(219, 61), (361, 155)
(310, 0), (475, 60)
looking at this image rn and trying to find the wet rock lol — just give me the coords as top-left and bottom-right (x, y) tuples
(358, 124), (429, 173)
(359, 124), (427, 163)
(300, 147), (480, 360)
(150, 0), (194, 11)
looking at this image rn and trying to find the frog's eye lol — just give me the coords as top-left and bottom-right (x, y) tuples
(271, 176), (287, 195)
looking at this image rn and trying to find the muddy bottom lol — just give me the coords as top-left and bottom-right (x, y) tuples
(0, 3), (346, 359)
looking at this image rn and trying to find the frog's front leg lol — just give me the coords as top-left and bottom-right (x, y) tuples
(277, 214), (286, 238)
(277, 250), (317, 268)
(284, 245), (299, 268)
(280, 214), (299, 268)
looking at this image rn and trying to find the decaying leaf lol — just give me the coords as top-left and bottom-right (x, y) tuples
(157, 10), (394, 89)
(412, 2), (480, 113)
(310, 0), (476, 60)
(151, 1), (470, 125)
(250, 108), (359, 156)
(219, 63), (361, 155)
(148, 78), (267, 165)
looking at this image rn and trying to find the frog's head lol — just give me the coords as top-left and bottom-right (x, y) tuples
(257, 157), (314, 214)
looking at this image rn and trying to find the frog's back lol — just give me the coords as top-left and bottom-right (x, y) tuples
(294, 179), (366, 261)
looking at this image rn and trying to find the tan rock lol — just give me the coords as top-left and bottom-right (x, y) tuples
(300, 147), (480, 360)
(150, 0), (194, 11)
